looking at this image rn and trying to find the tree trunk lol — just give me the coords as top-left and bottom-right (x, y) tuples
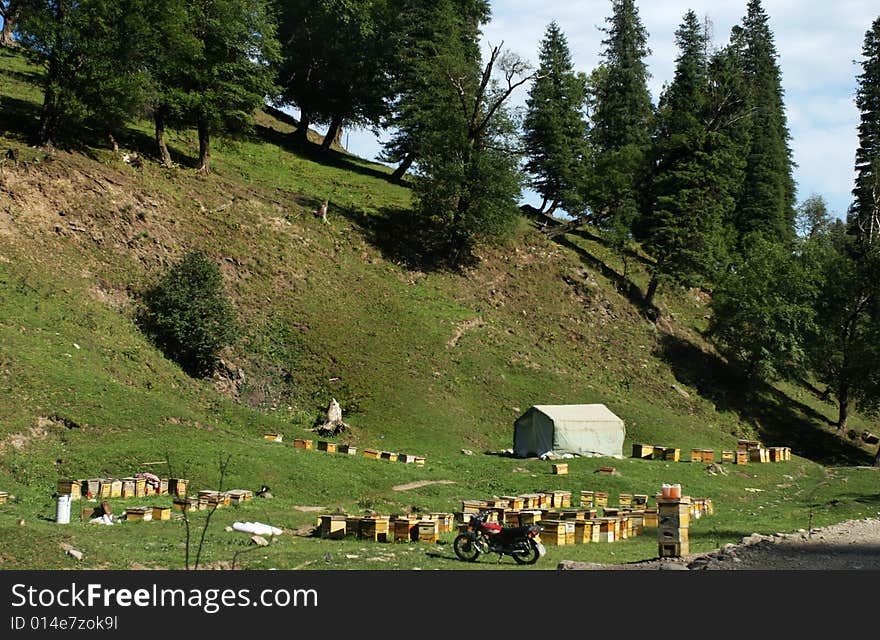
(108, 133), (118, 153)
(837, 383), (850, 432)
(391, 152), (414, 183)
(38, 5), (63, 148)
(155, 111), (173, 168)
(546, 201), (560, 217)
(292, 109), (311, 145)
(197, 120), (211, 174)
(320, 115), (343, 152)
(874, 447), (880, 468)
(645, 274), (660, 308)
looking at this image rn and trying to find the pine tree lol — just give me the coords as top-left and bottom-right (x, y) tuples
(642, 11), (732, 306)
(849, 16), (880, 247)
(729, 0), (796, 247)
(522, 22), (589, 217)
(586, 0), (653, 244)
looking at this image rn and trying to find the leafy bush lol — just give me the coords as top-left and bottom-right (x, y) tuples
(139, 251), (237, 377)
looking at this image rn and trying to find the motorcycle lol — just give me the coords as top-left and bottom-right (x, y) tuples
(453, 510), (546, 565)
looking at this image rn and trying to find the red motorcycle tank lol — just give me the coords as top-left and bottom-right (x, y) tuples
(480, 522), (503, 534)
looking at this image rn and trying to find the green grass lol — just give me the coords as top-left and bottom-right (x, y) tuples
(0, 48), (878, 571)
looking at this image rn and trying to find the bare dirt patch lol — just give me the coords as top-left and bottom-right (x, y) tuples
(392, 480), (456, 492)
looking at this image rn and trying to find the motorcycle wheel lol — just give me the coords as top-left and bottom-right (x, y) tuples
(512, 539), (541, 565)
(453, 534), (482, 562)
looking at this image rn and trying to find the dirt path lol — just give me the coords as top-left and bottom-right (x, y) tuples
(391, 480), (456, 492)
(558, 517), (880, 570)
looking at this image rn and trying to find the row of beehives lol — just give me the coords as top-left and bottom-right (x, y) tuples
(317, 512), (455, 544)
(57, 477), (190, 501)
(288, 437), (426, 465)
(171, 489), (255, 513)
(632, 441), (791, 464)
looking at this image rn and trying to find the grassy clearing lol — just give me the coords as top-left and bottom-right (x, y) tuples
(0, 48), (878, 570)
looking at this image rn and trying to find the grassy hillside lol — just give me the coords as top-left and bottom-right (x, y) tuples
(1, 47), (878, 570)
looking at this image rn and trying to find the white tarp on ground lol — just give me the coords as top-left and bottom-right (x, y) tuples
(513, 404), (625, 459)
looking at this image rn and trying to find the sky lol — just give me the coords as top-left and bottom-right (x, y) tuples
(329, 1), (878, 221)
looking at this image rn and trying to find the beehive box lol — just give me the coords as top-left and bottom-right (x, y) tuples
(398, 454), (417, 464)
(721, 450), (735, 464)
(618, 493), (633, 508)
(414, 456), (426, 466)
(393, 517), (418, 542)
(784, 447), (792, 461)
(485, 507), (506, 523)
(359, 517), (390, 542)
(644, 508), (658, 528)
(603, 507), (620, 518)
(320, 515), (347, 539)
(363, 448), (381, 459)
(537, 520), (569, 546)
(502, 496), (525, 511)
(659, 541), (689, 558)
(736, 451), (749, 465)
(125, 507), (151, 522)
(702, 450), (715, 463)
(454, 512), (475, 526)
(264, 433), (283, 443)
(652, 447), (668, 461)
(628, 510), (645, 535)
(619, 516), (631, 540)
(417, 520), (439, 544)
(574, 520), (593, 544)
(633, 494), (648, 509)
(552, 463), (569, 475)
(594, 492), (609, 508)
(690, 449), (704, 463)
(337, 444), (357, 455)
(84, 479), (100, 498)
(658, 527), (689, 543)
(520, 494), (542, 509)
(597, 518), (616, 542)
(57, 480), (81, 500)
(749, 447), (769, 463)
(158, 478), (169, 496)
(769, 447), (784, 462)
(428, 513), (454, 533)
(663, 448), (681, 462)
(122, 478), (137, 498)
(560, 510), (585, 521)
(317, 441), (337, 453)
(632, 444), (654, 459)
(152, 506), (171, 521)
(503, 511), (521, 527)
(173, 497), (199, 512)
(227, 489), (254, 504)
(109, 480), (123, 499)
(461, 500), (488, 514)
(485, 498), (510, 509)
(380, 451), (398, 462)
(81, 505), (99, 521)
(706, 499), (714, 515)
(345, 515), (363, 538)
(294, 438), (314, 450)
(134, 477), (148, 497)
(169, 478), (189, 497)
(0, 491), (8, 505)
(518, 510), (543, 526)
(537, 493), (552, 509)
(580, 490), (594, 508)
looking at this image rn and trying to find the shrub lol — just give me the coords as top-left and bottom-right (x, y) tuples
(139, 251), (237, 377)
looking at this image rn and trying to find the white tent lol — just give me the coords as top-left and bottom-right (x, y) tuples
(513, 404), (625, 458)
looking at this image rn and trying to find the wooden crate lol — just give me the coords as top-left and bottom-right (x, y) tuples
(417, 520), (439, 544)
(735, 451), (749, 465)
(690, 449), (704, 463)
(173, 497), (199, 513)
(264, 433), (283, 443)
(663, 448), (681, 462)
(552, 463), (569, 475)
(549, 491), (571, 508)
(632, 444), (654, 459)
(359, 517), (390, 542)
(461, 500), (488, 514)
(520, 494), (542, 509)
(393, 517), (418, 542)
(659, 541), (689, 558)
(345, 516), (363, 538)
(618, 493), (633, 508)
(320, 515), (347, 539)
(749, 448), (769, 463)
(293, 438), (314, 450)
(537, 493), (552, 509)
(702, 450), (715, 463)
(152, 507), (171, 521)
(721, 451), (735, 464)
(537, 520), (569, 546)
(579, 490), (594, 508)
(169, 478), (189, 497)
(317, 441), (337, 453)
(518, 510), (543, 526)
(501, 496), (525, 511)
(363, 448), (381, 459)
(125, 507), (151, 522)
(57, 480), (81, 500)
(594, 491), (608, 508)
(380, 451), (398, 462)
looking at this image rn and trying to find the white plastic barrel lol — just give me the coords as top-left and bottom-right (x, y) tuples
(56, 494), (72, 524)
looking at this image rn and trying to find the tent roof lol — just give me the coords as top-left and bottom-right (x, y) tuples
(526, 404), (622, 423)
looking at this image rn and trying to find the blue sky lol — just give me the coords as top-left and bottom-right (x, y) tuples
(335, 1), (878, 221)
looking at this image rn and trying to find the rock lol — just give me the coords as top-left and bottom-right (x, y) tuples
(17, 519), (25, 527)
(66, 549), (83, 561)
(742, 533), (765, 546)
(250, 535), (269, 547)
(225, 526), (234, 532)
(461, 449), (474, 456)
(672, 384), (691, 400)
(658, 562), (689, 571)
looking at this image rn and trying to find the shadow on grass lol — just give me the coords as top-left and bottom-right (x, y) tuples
(657, 333), (873, 467)
(0, 94), (40, 141)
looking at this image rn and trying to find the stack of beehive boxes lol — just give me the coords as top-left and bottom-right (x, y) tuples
(657, 496), (690, 557)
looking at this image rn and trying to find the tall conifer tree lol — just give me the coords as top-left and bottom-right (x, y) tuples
(522, 22), (589, 217)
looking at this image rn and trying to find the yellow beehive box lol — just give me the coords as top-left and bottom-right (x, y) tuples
(574, 520), (593, 544)
(173, 497), (199, 512)
(553, 491), (572, 508)
(461, 499), (488, 514)
(536, 493), (552, 509)
(337, 444), (357, 455)
(294, 438), (314, 450)
(414, 456), (426, 465)
(380, 451), (398, 462)
(427, 513), (454, 533)
(618, 493), (633, 508)
(359, 516), (390, 542)
(125, 507), (151, 522)
(690, 449), (704, 463)
(632, 444), (654, 459)
(519, 494), (542, 509)
(560, 510), (585, 521)
(363, 448), (381, 459)
(398, 454), (417, 464)
(320, 515), (347, 539)
(393, 517), (418, 542)
(597, 518), (616, 542)
(580, 490), (594, 508)
(264, 433), (283, 443)
(158, 478), (169, 496)
(109, 479), (123, 498)
(317, 441), (337, 453)
(721, 451), (735, 464)
(502, 496), (525, 511)
(135, 477), (148, 497)
(702, 450), (715, 463)
(122, 478), (137, 498)
(749, 447), (768, 463)
(518, 510), (543, 526)
(594, 491), (609, 508)
(485, 498), (510, 509)
(633, 494), (649, 508)
(644, 508), (658, 528)
(151, 506), (171, 521)
(57, 480), (81, 500)
(169, 478), (188, 497)
(784, 447), (792, 461)
(83, 479), (100, 498)
(552, 463), (569, 475)
(736, 451), (749, 465)
(537, 520), (568, 546)
(659, 541), (689, 558)
(417, 520), (439, 544)
(664, 448), (681, 462)
(345, 515), (363, 538)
